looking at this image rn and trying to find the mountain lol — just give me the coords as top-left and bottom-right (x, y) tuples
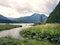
(0, 14), (13, 23)
(12, 13), (47, 23)
(0, 13), (47, 23)
(46, 2), (60, 23)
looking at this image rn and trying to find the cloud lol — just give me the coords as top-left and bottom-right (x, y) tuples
(13, 0), (59, 15)
(44, 0), (59, 14)
(0, 0), (59, 18)
(0, 0), (10, 7)
(0, 5), (21, 18)
(0, 3), (10, 7)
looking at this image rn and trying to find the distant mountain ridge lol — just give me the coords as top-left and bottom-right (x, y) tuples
(11, 13), (47, 23)
(0, 13), (47, 23)
(0, 14), (13, 23)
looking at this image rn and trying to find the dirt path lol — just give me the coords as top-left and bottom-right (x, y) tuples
(0, 25), (31, 39)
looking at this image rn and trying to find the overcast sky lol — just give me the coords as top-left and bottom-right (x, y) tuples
(0, 0), (59, 18)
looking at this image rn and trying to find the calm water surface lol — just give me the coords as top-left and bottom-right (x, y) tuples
(0, 23), (33, 39)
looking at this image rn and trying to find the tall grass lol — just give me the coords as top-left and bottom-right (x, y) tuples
(20, 24), (60, 44)
(0, 37), (53, 45)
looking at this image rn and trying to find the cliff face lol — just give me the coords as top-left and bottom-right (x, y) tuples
(46, 2), (60, 23)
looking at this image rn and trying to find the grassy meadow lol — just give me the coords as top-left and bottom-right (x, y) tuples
(0, 24), (60, 45)
(0, 24), (22, 31)
(20, 24), (60, 45)
(0, 37), (53, 45)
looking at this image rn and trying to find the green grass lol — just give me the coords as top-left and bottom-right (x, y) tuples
(0, 37), (53, 45)
(0, 37), (19, 45)
(0, 24), (22, 31)
(0, 24), (60, 45)
(20, 24), (60, 45)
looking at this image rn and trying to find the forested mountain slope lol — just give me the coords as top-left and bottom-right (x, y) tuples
(46, 2), (60, 23)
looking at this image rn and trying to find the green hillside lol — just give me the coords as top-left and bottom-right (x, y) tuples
(46, 2), (60, 23)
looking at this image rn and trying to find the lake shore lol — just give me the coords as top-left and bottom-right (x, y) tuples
(0, 24), (32, 39)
